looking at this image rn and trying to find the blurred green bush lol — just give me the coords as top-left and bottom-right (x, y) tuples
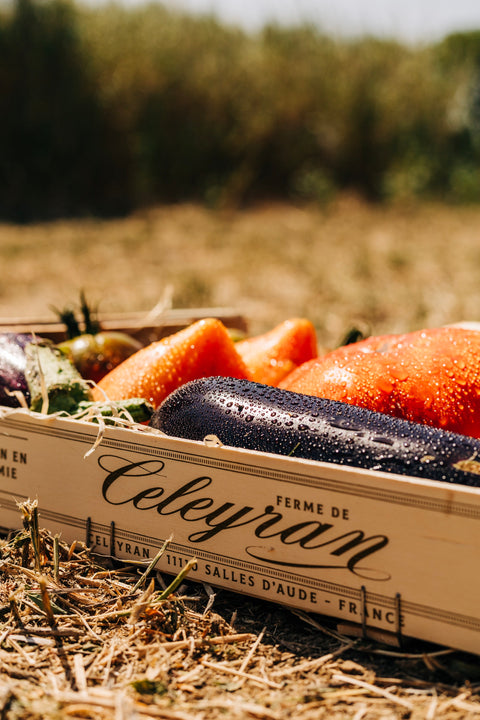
(2, 0), (480, 220)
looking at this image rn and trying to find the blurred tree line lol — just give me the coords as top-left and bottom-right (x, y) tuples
(2, 0), (480, 221)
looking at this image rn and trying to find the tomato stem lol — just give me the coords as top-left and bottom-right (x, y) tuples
(80, 290), (101, 335)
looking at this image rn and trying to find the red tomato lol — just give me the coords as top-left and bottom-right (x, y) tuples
(92, 318), (249, 408)
(279, 326), (480, 438)
(236, 318), (318, 386)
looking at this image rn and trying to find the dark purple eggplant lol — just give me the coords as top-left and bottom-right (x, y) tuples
(0, 333), (39, 407)
(150, 376), (480, 487)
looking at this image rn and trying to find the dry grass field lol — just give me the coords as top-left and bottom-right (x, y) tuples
(3, 198), (480, 719)
(2, 195), (480, 348)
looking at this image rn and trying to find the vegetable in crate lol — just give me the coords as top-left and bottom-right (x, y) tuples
(93, 318), (250, 408)
(25, 341), (93, 414)
(75, 397), (153, 424)
(0, 333), (44, 407)
(280, 326), (480, 439)
(25, 340), (153, 422)
(55, 293), (142, 383)
(235, 318), (318, 386)
(151, 376), (480, 486)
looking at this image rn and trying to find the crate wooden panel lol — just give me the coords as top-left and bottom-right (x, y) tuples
(0, 307), (248, 345)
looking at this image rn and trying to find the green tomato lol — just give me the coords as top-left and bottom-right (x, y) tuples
(58, 331), (142, 383)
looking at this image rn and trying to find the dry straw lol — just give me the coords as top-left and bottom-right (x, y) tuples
(1, 499), (480, 719)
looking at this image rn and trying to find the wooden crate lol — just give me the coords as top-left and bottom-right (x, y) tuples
(1, 409), (480, 655)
